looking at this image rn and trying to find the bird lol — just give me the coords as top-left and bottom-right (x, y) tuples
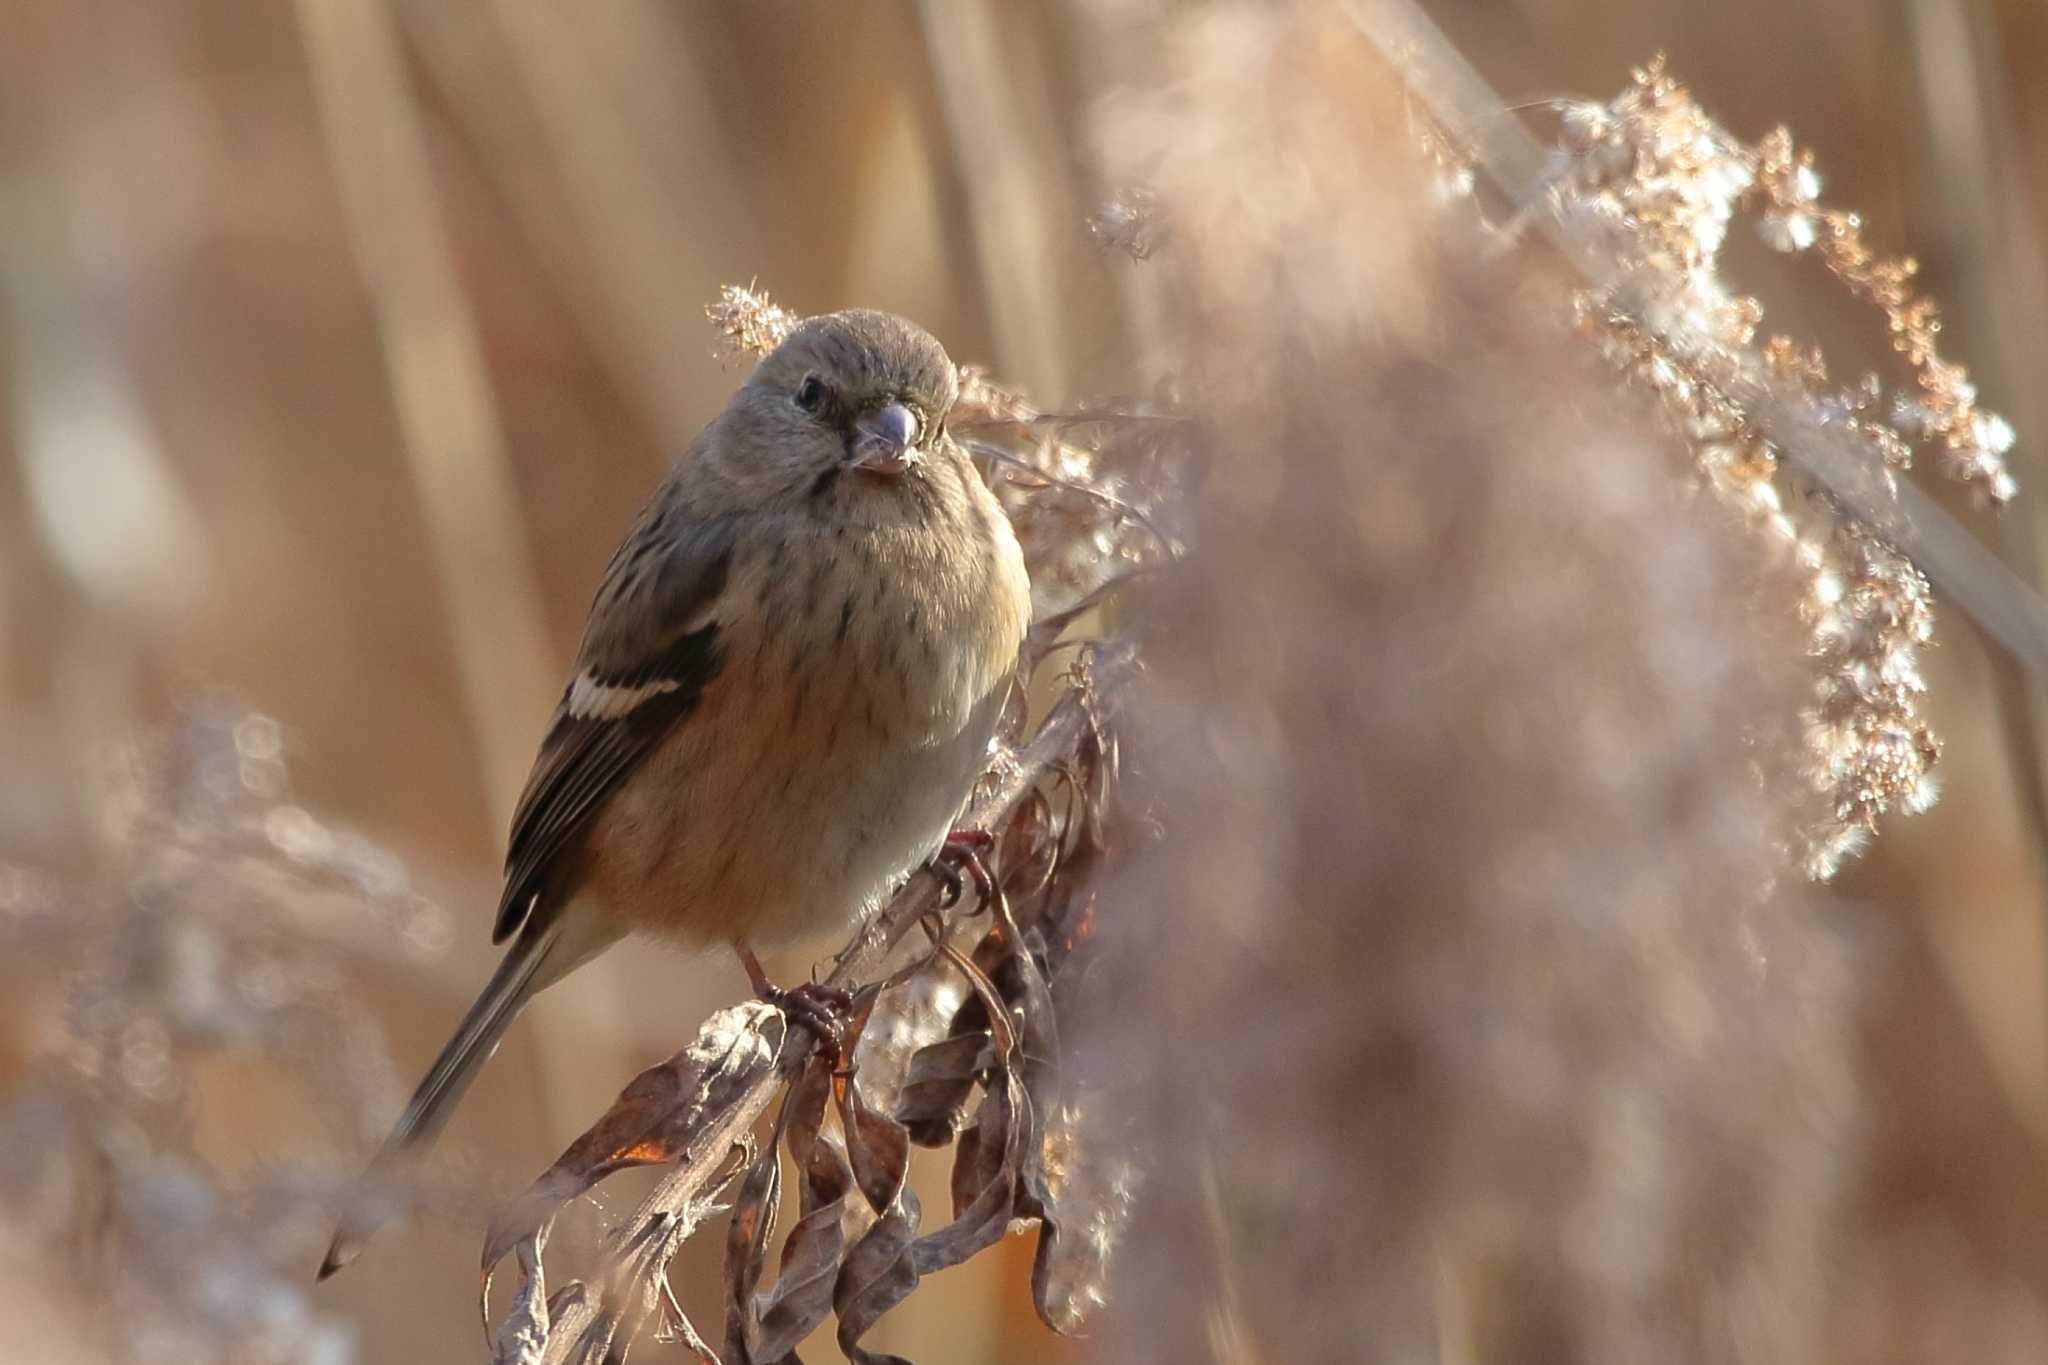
(319, 309), (1031, 1278)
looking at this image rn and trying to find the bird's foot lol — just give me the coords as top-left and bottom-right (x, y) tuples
(763, 981), (855, 1067)
(930, 827), (997, 911)
(737, 942), (854, 1068)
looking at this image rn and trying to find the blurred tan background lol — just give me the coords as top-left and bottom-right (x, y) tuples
(4, 1), (2048, 1360)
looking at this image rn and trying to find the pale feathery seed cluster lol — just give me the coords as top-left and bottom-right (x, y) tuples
(1551, 58), (2010, 877)
(705, 282), (797, 361)
(1752, 128), (2019, 506)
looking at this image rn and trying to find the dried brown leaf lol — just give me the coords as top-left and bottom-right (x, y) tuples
(722, 1134), (783, 1362)
(723, 1057), (842, 1364)
(750, 1139), (852, 1361)
(932, 1070), (1026, 1266)
(837, 1073), (911, 1216)
(892, 1032), (996, 1140)
(832, 1188), (922, 1365)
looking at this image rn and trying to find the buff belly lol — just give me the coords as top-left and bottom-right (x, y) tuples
(579, 644), (1003, 950)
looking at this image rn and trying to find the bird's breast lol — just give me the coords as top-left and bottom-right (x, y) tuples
(581, 485), (1028, 949)
(740, 491), (1025, 749)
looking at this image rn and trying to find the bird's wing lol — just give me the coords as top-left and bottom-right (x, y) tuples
(492, 500), (735, 944)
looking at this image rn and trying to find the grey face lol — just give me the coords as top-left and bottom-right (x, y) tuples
(724, 310), (961, 497)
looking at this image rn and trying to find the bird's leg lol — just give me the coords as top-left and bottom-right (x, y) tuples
(735, 940), (853, 1064)
(929, 828), (997, 910)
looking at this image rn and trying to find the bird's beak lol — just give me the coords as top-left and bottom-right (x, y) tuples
(848, 402), (921, 475)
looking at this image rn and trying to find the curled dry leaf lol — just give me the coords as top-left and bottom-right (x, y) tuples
(828, 884), (1083, 1359)
(839, 1072), (912, 1216)
(892, 1032), (997, 1142)
(738, 1058), (851, 1364)
(831, 1076), (922, 1363)
(834, 1188), (924, 1365)
(721, 1124), (782, 1364)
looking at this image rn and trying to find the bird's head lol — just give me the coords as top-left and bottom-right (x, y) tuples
(714, 309), (962, 504)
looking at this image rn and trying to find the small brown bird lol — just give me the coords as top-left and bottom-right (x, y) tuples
(320, 310), (1030, 1277)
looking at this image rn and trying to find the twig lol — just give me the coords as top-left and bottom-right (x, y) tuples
(965, 440), (1179, 562)
(1026, 568), (1159, 653)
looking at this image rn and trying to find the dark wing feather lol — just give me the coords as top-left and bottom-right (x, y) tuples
(492, 509), (734, 944)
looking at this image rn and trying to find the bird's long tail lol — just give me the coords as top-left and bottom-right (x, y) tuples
(318, 900), (622, 1279)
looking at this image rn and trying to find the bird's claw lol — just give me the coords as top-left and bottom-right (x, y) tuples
(760, 980), (855, 1069)
(737, 941), (856, 1068)
(930, 828), (997, 910)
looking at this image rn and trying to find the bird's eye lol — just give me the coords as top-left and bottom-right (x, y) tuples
(794, 374), (828, 413)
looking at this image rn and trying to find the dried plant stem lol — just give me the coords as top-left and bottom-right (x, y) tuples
(517, 639), (1136, 1362)
(294, 0), (559, 832)
(478, 0), (763, 450)
(1899, 0), (2048, 1034)
(914, 0), (1077, 394)
(966, 441), (1179, 566)
(297, 0), (654, 1139)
